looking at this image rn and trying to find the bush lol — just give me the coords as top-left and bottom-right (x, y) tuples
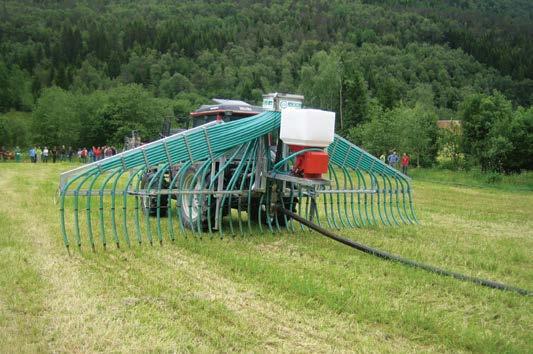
(351, 101), (439, 167)
(460, 92), (532, 173)
(0, 111), (33, 148)
(31, 84), (174, 148)
(483, 172), (503, 184)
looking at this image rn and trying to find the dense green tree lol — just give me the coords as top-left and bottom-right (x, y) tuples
(437, 122), (462, 169)
(340, 70), (370, 135)
(0, 62), (33, 112)
(32, 87), (80, 147)
(159, 72), (194, 99)
(506, 107), (533, 171)
(459, 91), (532, 172)
(0, 112), (32, 148)
(352, 102), (438, 167)
(96, 84), (172, 145)
(75, 91), (109, 147)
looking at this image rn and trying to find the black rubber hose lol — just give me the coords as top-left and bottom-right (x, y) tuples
(279, 207), (532, 296)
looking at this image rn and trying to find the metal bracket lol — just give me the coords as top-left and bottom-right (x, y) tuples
(163, 141), (173, 166)
(183, 135), (194, 162)
(342, 145), (352, 166)
(203, 127), (214, 160)
(267, 172), (331, 187)
(355, 151), (364, 168)
(214, 156), (226, 229)
(141, 148), (149, 167)
(120, 155), (127, 170)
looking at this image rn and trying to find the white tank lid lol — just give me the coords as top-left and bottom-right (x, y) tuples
(280, 108), (335, 147)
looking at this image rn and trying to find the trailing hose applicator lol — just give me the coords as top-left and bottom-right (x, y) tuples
(58, 93), (417, 251)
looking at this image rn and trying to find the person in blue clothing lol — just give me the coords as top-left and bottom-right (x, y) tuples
(387, 151), (399, 168)
(29, 147), (37, 163)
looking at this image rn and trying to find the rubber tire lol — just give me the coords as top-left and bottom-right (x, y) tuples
(141, 170), (168, 217)
(179, 166), (217, 231)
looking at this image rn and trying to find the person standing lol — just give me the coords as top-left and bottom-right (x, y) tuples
(379, 153), (386, 163)
(60, 145), (66, 161)
(401, 153), (410, 175)
(387, 151), (395, 167)
(42, 146), (49, 163)
(84, 148), (92, 162)
(36, 146), (42, 162)
(51, 147), (58, 163)
(15, 146), (21, 162)
(96, 146), (103, 160)
(29, 147), (36, 163)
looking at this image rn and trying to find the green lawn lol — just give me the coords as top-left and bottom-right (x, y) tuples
(0, 163), (532, 353)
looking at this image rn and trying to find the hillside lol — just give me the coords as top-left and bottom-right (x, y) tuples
(1, 0), (532, 113)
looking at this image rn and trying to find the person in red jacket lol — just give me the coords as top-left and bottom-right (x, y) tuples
(401, 153), (410, 175)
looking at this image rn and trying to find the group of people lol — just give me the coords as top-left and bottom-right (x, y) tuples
(0, 145), (118, 163)
(28, 145), (74, 163)
(380, 151), (411, 175)
(77, 146), (117, 163)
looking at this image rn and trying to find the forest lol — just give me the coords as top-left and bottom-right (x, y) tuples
(0, 0), (532, 172)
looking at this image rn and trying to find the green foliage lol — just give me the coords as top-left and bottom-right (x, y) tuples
(340, 70), (370, 135)
(31, 85), (173, 148)
(0, 111), (32, 148)
(98, 84), (172, 145)
(75, 90), (109, 148)
(32, 87), (80, 147)
(0, 62), (33, 112)
(1, 0), (531, 112)
(508, 107), (533, 171)
(159, 72), (194, 99)
(172, 92), (210, 127)
(460, 92), (532, 172)
(0, 0), (532, 169)
(437, 123), (463, 170)
(352, 102), (439, 167)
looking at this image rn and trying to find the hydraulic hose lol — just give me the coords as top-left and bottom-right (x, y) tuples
(278, 207), (532, 296)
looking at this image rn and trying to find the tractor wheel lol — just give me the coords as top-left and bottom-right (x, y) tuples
(179, 166), (217, 231)
(140, 170), (168, 217)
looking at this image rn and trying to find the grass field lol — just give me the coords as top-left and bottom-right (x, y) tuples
(0, 163), (532, 353)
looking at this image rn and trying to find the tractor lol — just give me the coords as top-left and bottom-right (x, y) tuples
(140, 94), (306, 230)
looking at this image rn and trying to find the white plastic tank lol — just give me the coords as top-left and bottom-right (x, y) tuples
(280, 108), (335, 147)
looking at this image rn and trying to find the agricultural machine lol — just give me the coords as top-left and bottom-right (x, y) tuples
(58, 93), (533, 296)
(58, 93), (417, 250)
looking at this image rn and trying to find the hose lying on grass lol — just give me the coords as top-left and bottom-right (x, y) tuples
(278, 207), (532, 297)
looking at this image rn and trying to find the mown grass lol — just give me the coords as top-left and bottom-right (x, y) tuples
(0, 163), (532, 353)
(410, 167), (533, 192)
